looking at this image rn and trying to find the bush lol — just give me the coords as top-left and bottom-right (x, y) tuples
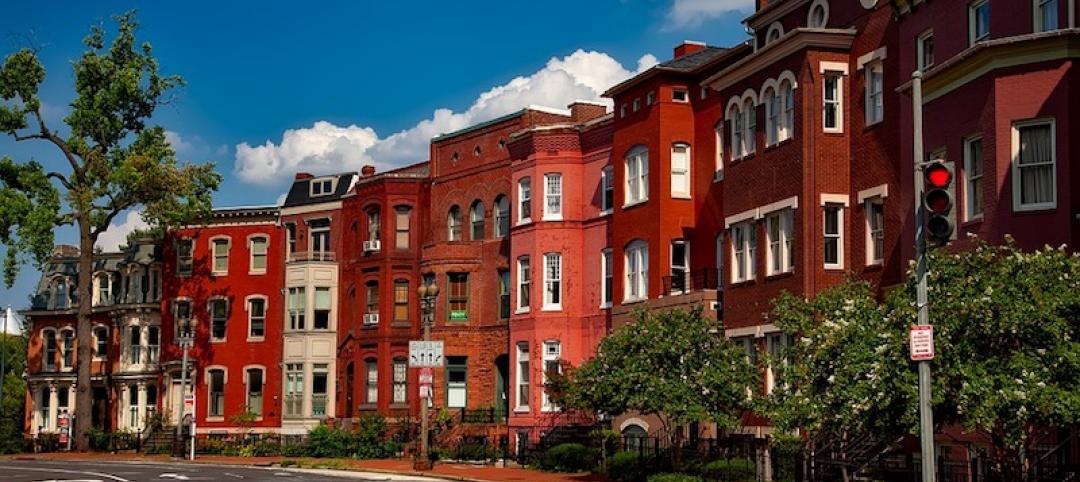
(608, 451), (648, 482)
(701, 458), (756, 482)
(536, 442), (596, 472)
(648, 474), (703, 482)
(450, 442), (500, 462)
(87, 427), (110, 451)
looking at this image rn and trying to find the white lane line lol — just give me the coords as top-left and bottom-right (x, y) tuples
(160, 473), (191, 480)
(222, 472), (245, 478)
(1, 465), (129, 482)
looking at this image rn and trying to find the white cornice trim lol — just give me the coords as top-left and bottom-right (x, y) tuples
(856, 46), (888, 70)
(725, 323), (781, 338)
(820, 193), (850, 206)
(280, 202), (343, 216)
(819, 61), (849, 74)
(703, 28), (856, 93)
(857, 184), (889, 203)
(725, 207), (758, 228)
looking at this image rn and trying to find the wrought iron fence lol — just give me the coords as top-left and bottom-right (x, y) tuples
(662, 269), (720, 296)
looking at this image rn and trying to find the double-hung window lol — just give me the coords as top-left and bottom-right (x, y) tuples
(823, 71), (843, 132)
(62, 330), (74, 368)
(824, 205), (844, 269)
(865, 198), (885, 265)
(518, 178), (532, 224)
(128, 326), (141, 365)
(765, 210), (794, 275)
(498, 270), (511, 319)
(447, 273), (469, 321)
(969, 0), (990, 44)
(517, 257), (531, 312)
(625, 241), (649, 301)
(284, 363), (303, 417)
(394, 280), (409, 324)
(625, 147), (649, 205)
(447, 206), (462, 241)
(44, 331), (57, 370)
(249, 236), (268, 273)
(446, 357), (467, 408)
(174, 300), (193, 338)
(395, 206), (411, 249)
(541, 341), (561, 411)
(515, 343), (530, 411)
(311, 364), (328, 417)
(670, 144), (690, 198)
(743, 99), (756, 155)
(917, 30), (934, 71)
(493, 197), (509, 237)
(209, 298), (228, 341)
(781, 81), (794, 141)
(731, 221), (757, 283)
(765, 88), (780, 146)
(392, 358), (407, 404)
(177, 239), (193, 276)
(601, 166), (614, 213)
(246, 368), (264, 417)
(714, 124), (724, 180)
(670, 240), (689, 294)
(208, 369), (225, 418)
(314, 287), (331, 329)
(248, 298), (266, 338)
(212, 239), (229, 274)
(287, 287), (306, 330)
(543, 253), (562, 310)
(730, 106), (744, 159)
(964, 136), (984, 220)
(470, 202), (485, 240)
(865, 62), (884, 126)
(1035, 0), (1059, 32)
(364, 358), (378, 405)
(544, 173), (562, 220)
(367, 209), (380, 244)
(1012, 120), (1056, 211)
(601, 249), (613, 307)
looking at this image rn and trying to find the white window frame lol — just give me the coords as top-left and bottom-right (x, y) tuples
(516, 256), (531, 313)
(823, 204), (844, 270)
(364, 358), (378, 405)
(781, 80), (794, 142)
(730, 105), (744, 160)
(542, 252), (562, 311)
(969, 0), (990, 45)
(208, 297), (229, 342)
(210, 237), (230, 275)
(310, 177), (334, 197)
(543, 173), (563, 220)
(93, 325), (109, 360)
(447, 206), (462, 241)
(287, 286), (306, 331)
(963, 135), (985, 221)
(670, 239), (690, 294)
(743, 98), (757, 155)
(714, 123), (724, 181)
(601, 248), (613, 308)
(541, 341), (561, 412)
(765, 210), (794, 276)
(731, 221), (757, 283)
(624, 240), (649, 302)
(865, 61), (884, 126)
(765, 88), (780, 146)
(865, 197), (885, 266)
(916, 29), (934, 71)
(670, 143), (691, 198)
(1034, 0), (1059, 32)
(392, 357), (408, 405)
(517, 177), (532, 224)
(207, 366), (227, 419)
(248, 235), (268, 275)
(823, 71), (843, 133)
(624, 147), (649, 206)
(807, 0), (830, 27)
(1011, 118), (1057, 212)
(493, 197), (509, 238)
(515, 342), (530, 411)
(246, 295), (267, 340)
(600, 166), (615, 214)
(646, 91), (656, 105)
(672, 88), (689, 103)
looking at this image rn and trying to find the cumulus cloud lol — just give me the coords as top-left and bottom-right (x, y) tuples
(165, 130), (194, 153)
(96, 210), (149, 252)
(665, 0), (754, 30)
(234, 49), (659, 185)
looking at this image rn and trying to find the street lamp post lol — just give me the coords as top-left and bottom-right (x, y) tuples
(414, 279), (439, 470)
(173, 319), (193, 459)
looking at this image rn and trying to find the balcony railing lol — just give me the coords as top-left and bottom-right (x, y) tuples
(458, 407), (508, 425)
(288, 251), (336, 263)
(662, 268), (720, 296)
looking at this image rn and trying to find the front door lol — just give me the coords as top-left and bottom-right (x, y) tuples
(495, 354), (509, 417)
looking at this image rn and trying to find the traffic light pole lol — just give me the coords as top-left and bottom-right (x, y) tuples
(912, 70), (936, 482)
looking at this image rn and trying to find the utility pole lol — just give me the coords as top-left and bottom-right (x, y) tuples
(1, 305), (9, 405)
(912, 70), (936, 482)
(174, 321), (192, 459)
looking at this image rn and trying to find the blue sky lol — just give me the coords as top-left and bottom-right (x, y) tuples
(0, 0), (752, 330)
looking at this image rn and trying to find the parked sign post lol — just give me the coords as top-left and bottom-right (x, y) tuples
(910, 325), (935, 361)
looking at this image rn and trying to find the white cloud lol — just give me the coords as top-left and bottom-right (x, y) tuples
(96, 210), (149, 252)
(665, 0), (754, 30)
(165, 130), (194, 153)
(234, 49), (658, 185)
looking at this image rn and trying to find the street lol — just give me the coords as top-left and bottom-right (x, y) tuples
(0, 459), (444, 482)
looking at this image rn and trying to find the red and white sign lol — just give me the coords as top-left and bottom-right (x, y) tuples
(183, 394), (195, 417)
(419, 385), (432, 399)
(419, 367), (433, 385)
(910, 325), (935, 361)
(58, 413), (70, 446)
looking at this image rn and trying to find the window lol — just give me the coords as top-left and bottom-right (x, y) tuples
(601, 166), (615, 212)
(518, 177), (532, 223)
(731, 221), (757, 283)
(247, 368), (263, 416)
(364, 358), (378, 405)
(865, 62), (883, 125)
(395, 206), (411, 249)
(446, 356), (467, 408)
(670, 144), (690, 198)
(1035, 0), (1058, 32)
(672, 89), (689, 102)
(447, 206), (462, 241)
(808, 0), (828, 27)
(309, 219), (330, 260)
(715, 234), (725, 286)
(781, 81), (794, 141)
(287, 287), (305, 330)
(714, 124), (724, 180)
(962, 136), (984, 220)
(917, 30), (934, 71)
(366, 208), (381, 243)
(743, 98), (757, 154)
(766, 210), (794, 275)
(392, 358), (407, 404)
(146, 384), (157, 419)
(824, 205), (844, 269)
(394, 280), (409, 323)
(646, 91), (656, 105)
(601, 249), (613, 307)
(823, 72), (843, 132)
(212, 238), (229, 274)
(541, 341), (561, 411)
(625, 147), (649, 205)
(208, 369), (225, 417)
(543, 253), (562, 310)
(625, 240), (649, 301)
(493, 196), (509, 237)
(174, 299), (193, 338)
(61, 330), (74, 368)
(311, 178), (333, 196)
(128, 326), (141, 364)
(447, 273), (469, 321)
(670, 240), (690, 294)
(286, 223), (297, 256)
(730, 105), (744, 159)
(177, 239), (193, 276)
(619, 104), (627, 118)
(249, 236), (268, 273)
(96, 274), (111, 306)
(544, 174), (563, 220)
(312, 364), (328, 417)
(1012, 120), (1056, 211)
(210, 299), (227, 340)
(285, 363), (303, 417)
(363, 282), (379, 324)
(314, 287), (331, 329)
(517, 256), (531, 312)
(970, 0), (990, 44)
(766, 333), (793, 394)
(94, 326), (108, 359)
(633, 98), (641, 112)
(470, 201), (485, 240)
(766, 88), (781, 146)
(38, 386), (51, 430)
(248, 298), (266, 338)
(147, 326), (159, 363)
(515, 343), (530, 410)
(128, 384), (138, 427)
(498, 270), (511, 319)
(865, 198), (885, 265)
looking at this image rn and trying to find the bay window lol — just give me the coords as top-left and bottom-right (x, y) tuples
(625, 147), (649, 205)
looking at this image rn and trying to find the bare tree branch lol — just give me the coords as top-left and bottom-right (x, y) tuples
(31, 106), (83, 177)
(46, 171), (72, 190)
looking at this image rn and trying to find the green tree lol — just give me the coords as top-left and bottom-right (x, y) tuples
(0, 331), (28, 453)
(0, 12), (220, 450)
(767, 240), (1080, 479)
(551, 307), (757, 446)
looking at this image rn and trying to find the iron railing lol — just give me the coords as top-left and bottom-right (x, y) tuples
(288, 251), (336, 263)
(662, 268), (721, 296)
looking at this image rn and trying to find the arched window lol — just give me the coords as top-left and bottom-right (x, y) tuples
(447, 205), (462, 241)
(470, 201), (485, 240)
(766, 22), (784, 44)
(624, 240), (649, 302)
(625, 146), (649, 205)
(61, 329), (74, 369)
(493, 195), (509, 238)
(743, 98), (757, 155)
(764, 87), (779, 146)
(729, 105), (743, 159)
(779, 80), (794, 141)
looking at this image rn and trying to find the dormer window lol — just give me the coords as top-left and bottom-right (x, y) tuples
(310, 178), (335, 197)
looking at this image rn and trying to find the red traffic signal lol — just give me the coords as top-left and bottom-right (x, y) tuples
(925, 162), (952, 189)
(923, 161), (954, 244)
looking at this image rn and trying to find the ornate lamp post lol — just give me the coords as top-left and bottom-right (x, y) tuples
(414, 278), (438, 470)
(173, 317), (193, 459)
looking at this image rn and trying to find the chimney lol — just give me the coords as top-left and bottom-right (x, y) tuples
(361, 165), (376, 177)
(52, 245), (79, 258)
(673, 40), (707, 59)
(568, 102), (607, 123)
(294, 172), (314, 180)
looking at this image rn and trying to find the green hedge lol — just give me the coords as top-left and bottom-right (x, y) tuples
(536, 443), (596, 472)
(701, 458), (756, 482)
(648, 474), (703, 482)
(608, 451), (648, 482)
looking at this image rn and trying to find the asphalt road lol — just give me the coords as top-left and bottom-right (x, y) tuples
(0, 459), (444, 482)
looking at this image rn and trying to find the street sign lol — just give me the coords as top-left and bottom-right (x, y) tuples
(409, 341), (444, 367)
(58, 412), (69, 447)
(910, 325), (935, 361)
(183, 394), (195, 417)
(419, 385), (432, 399)
(419, 367), (433, 385)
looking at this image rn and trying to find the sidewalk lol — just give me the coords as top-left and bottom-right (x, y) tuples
(4, 452), (606, 482)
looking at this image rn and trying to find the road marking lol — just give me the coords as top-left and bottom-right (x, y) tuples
(1, 465), (129, 482)
(160, 473), (191, 480)
(222, 473), (245, 479)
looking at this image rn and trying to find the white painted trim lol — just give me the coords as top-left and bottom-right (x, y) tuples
(856, 46), (888, 70)
(725, 207), (759, 228)
(857, 184), (889, 203)
(1011, 117), (1058, 212)
(759, 196), (799, 216)
(766, 22), (785, 45)
(819, 61), (849, 75)
(619, 417), (650, 432)
(808, 0), (831, 28)
(725, 323), (780, 338)
(820, 193), (850, 206)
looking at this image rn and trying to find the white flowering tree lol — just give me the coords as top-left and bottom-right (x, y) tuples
(766, 239), (1080, 479)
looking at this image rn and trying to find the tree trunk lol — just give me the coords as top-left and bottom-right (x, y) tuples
(73, 219), (94, 451)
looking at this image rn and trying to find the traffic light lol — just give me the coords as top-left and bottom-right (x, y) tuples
(923, 161), (954, 245)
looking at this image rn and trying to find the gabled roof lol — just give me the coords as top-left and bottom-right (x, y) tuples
(603, 46), (737, 97)
(281, 172), (358, 208)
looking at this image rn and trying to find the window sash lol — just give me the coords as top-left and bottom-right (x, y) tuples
(396, 208), (411, 248)
(824, 74), (841, 131)
(965, 137), (984, 219)
(971, 1), (990, 42)
(517, 258), (531, 310)
(671, 145), (690, 196)
(1016, 122), (1055, 208)
(602, 250), (613, 305)
(519, 179), (532, 222)
(213, 240), (229, 272)
(248, 299), (266, 337)
(543, 253), (561, 308)
(544, 174), (562, 218)
(516, 344), (530, 409)
(601, 167), (615, 211)
(866, 64), (884, 124)
(824, 206), (842, 268)
(393, 359), (407, 404)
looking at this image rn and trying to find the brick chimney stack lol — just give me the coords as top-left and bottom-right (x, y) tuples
(294, 172), (314, 180)
(568, 101), (608, 123)
(361, 165), (376, 177)
(673, 40), (706, 59)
